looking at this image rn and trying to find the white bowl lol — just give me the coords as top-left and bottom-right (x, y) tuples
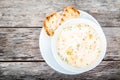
(51, 18), (107, 74)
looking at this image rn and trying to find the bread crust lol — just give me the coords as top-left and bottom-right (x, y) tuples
(58, 6), (80, 26)
(43, 6), (80, 36)
(43, 12), (60, 36)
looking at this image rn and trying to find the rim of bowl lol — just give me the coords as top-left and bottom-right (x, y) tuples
(51, 18), (107, 73)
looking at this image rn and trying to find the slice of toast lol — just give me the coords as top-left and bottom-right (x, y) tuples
(43, 6), (80, 36)
(58, 6), (80, 26)
(43, 12), (60, 36)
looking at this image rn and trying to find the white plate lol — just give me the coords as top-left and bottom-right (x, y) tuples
(39, 10), (101, 74)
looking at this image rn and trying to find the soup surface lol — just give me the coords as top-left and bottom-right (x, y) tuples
(56, 23), (101, 68)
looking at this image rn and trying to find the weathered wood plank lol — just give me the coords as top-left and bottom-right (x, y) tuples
(0, 0), (74, 27)
(103, 27), (120, 61)
(0, 0), (120, 27)
(0, 28), (42, 61)
(0, 61), (120, 80)
(0, 27), (120, 61)
(74, 0), (120, 27)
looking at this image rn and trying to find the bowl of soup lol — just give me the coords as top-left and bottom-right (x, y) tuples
(51, 18), (107, 73)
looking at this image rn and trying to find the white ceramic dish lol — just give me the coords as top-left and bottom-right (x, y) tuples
(39, 10), (105, 74)
(51, 18), (107, 73)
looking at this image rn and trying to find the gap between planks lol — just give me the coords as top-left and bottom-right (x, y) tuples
(0, 26), (42, 28)
(0, 60), (120, 62)
(0, 60), (45, 62)
(0, 26), (120, 28)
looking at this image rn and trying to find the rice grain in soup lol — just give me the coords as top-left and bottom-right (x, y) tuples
(56, 23), (102, 68)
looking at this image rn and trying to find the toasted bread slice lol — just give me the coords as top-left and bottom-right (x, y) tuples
(58, 6), (80, 26)
(43, 6), (80, 36)
(44, 12), (60, 36)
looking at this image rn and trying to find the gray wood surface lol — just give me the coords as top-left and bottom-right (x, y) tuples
(0, 61), (120, 80)
(0, 28), (120, 61)
(0, 0), (120, 80)
(0, 0), (120, 27)
(0, 28), (42, 61)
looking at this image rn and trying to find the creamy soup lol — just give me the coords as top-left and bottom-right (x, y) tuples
(56, 23), (101, 68)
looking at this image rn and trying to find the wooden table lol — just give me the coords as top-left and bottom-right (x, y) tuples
(0, 0), (120, 80)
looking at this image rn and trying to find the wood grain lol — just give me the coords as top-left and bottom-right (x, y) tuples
(0, 0), (120, 27)
(0, 61), (120, 80)
(0, 0), (120, 79)
(0, 27), (120, 61)
(0, 28), (42, 61)
(0, 0), (74, 27)
(74, 0), (120, 27)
